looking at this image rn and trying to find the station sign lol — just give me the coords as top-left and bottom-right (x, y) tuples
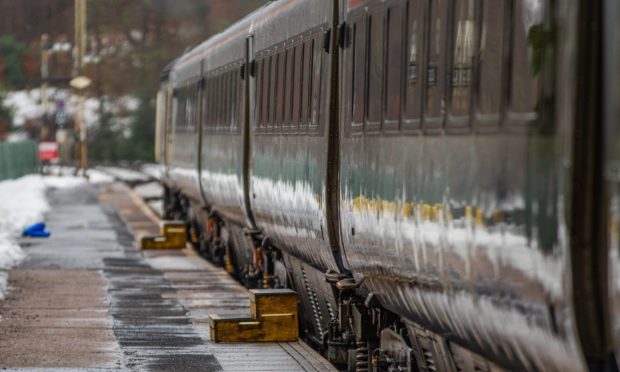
(38, 141), (59, 161)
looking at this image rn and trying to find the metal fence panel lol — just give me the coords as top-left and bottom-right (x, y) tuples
(0, 141), (40, 181)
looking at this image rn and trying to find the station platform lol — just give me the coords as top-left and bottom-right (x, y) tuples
(0, 182), (335, 371)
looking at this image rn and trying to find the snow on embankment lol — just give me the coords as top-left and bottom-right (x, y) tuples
(0, 175), (86, 299)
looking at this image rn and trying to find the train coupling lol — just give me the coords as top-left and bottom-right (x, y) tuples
(139, 220), (187, 250)
(335, 273), (365, 292)
(209, 288), (299, 342)
(325, 269), (347, 284)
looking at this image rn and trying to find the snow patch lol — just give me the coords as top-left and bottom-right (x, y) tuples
(0, 174), (87, 300)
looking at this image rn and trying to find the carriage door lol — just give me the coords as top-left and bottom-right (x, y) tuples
(164, 83), (174, 170)
(155, 87), (166, 165)
(242, 35), (257, 228)
(605, 0), (620, 366)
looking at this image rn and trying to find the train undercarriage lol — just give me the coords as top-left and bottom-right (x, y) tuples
(163, 185), (508, 372)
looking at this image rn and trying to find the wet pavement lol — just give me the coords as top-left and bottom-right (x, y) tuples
(0, 182), (334, 371)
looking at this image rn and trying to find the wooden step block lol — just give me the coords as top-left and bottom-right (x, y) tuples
(140, 221), (187, 250)
(209, 314), (258, 342)
(250, 288), (297, 318)
(210, 289), (299, 343)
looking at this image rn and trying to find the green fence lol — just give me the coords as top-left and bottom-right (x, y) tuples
(0, 141), (39, 181)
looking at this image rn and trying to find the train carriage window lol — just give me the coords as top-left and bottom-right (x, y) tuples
(215, 75), (222, 129)
(231, 69), (238, 132)
(261, 58), (270, 130)
(257, 60), (262, 128)
(194, 84), (200, 130)
(175, 88), (180, 130)
(220, 73), (227, 131)
(186, 87), (190, 129)
(221, 72), (227, 131)
(269, 54), (278, 130)
(367, 8), (385, 129)
(176, 88), (182, 130)
(509, 0), (542, 117)
(226, 71), (231, 131)
(276, 51), (286, 131)
(223, 72), (229, 131)
(226, 71), (233, 130)
(226, 72), (231, 129)
(229, 70), (235, 131)
(237, 64), (244, 133)
(184, 86), (189, 130)
(477, 0), (505, 117)
(292, 44), (302, 129)
(199, 83), (204, 130)
(352, 18), (368, 130)
(180, 88), (186, 130)
(188, 86), (193, 129)
(201, 80), (207, 130)
(171, 90), (177, 130)
(211, 76), (218, 129)
(284, 48), (294, 130)
(255, 59), (262, 128)
(449, 0), (476, 118)
(385, 3), (404, 128)
(404, 0), (424, 125)
(425, 0), (448, 125)
(211, 77), (218, 130)
(301, 39), (314, 129)
(174, 89), (180, 130)
(195, 84), (200, 129)
(183, 87), (189, 130)
(310, 35), (323, 131)
(189, 85), (195, 130)
(208, 77), (215, 130)
(187, 86), (192, 129)
(205, 79), (210, 130)
(180, 87), (187, 130)
(259, 60), (265, 129)
(200, 79), (206, 131)
(192, 83), (200, 130)
(220, 74), (227, 129)
(238, 66), (243, 131)
(188, 85), (194, 130)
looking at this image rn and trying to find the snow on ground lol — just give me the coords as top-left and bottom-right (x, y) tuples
(0, 172), (111, 300)
(43, 165), (115, 184)
(96, 166), (151, 183)
(141, 163), (164, 180)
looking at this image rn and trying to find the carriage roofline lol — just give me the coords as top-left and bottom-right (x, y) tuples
(163, 1), (305, 82)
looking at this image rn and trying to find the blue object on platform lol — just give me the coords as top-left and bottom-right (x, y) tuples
(28, 229), (51, 238)
(22, 222), (51, 238)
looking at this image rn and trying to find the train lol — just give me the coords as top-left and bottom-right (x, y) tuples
(153, 0), (617, 370)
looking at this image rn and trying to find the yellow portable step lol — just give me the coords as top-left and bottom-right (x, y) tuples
(140, 221), (187, 250)
(209, 288), (298, 342)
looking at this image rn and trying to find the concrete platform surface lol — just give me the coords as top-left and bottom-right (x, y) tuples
(0, 182), (335, 371)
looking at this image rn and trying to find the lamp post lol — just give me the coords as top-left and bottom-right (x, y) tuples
(40, 34), (51, 140)
(72, 0), (89, 176)
(70, 76), (91, 176)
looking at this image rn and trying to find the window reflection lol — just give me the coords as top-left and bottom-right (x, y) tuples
(450, 0), (475, 117)
(510, 0), (544, 114)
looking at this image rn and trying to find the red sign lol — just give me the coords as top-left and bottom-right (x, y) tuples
(38, 141), (59, 161)
(347, 0), (366, 9)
